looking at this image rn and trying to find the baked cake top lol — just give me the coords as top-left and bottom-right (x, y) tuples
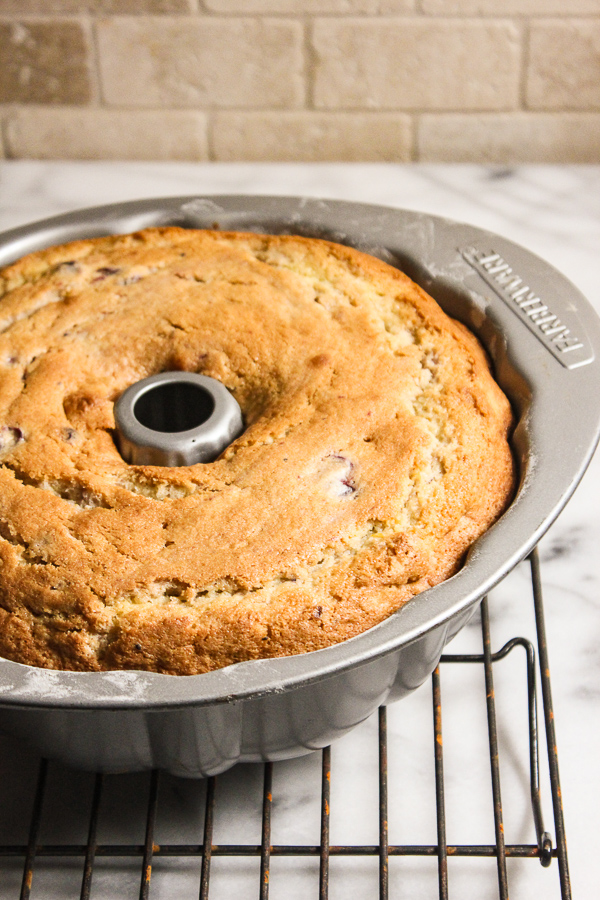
(0, 228), (514, 674)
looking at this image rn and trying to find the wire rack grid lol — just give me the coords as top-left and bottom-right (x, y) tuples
(0, 548), (571, 900)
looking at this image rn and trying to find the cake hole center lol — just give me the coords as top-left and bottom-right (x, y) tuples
(133, 381), (215, 433)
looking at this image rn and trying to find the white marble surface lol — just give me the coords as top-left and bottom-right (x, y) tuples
(0, 162), (598, 900)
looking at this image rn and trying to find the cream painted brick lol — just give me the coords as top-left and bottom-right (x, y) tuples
(527, 20), (600, 110)
(205, 1), (414, 13)
(3, 107), (208, 160)
(0, 20), (91, 105)
(0, 1), (197, 12)
(313, 19), (521, 110)
(422, 1), (600, 14)
(418, 112), (600, 162)
(97, 18), (303, 109)
(213, 111), (412, 161)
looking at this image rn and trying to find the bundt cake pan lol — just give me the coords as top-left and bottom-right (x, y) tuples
(0, 196), (598, 778)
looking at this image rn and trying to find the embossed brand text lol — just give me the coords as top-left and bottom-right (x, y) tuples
(461, 247), (584, 356)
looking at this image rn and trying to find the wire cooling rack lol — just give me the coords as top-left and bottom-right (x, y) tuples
(0, 548), (571, 900)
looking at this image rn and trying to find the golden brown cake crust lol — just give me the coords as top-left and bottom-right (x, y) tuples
(0, 227), (514, 674)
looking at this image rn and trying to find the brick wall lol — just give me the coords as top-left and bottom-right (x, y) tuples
(1, 1), (599, 162)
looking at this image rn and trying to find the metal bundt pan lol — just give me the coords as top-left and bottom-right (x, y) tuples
(0, 196), (598, 777)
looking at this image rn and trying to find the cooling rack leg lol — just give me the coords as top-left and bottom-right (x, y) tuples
(378, 707), (389, 900)
(481, 597), (509, 899)
(260, 762), (273, 900)
(139, 770), (159, 900)
(319, 747), (331, 900)
(199, 777), (216, 900)
(19, 758), (48, 900)
(530, 549), (572, 900)
(432, 667), (448, 900)
(80, 773), (104, 900)
(517, 637), (553, 866)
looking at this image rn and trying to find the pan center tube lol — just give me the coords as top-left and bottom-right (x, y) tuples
(114, 371), (244, 466)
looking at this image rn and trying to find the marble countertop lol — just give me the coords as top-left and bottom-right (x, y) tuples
(0, 162), (598, 900)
